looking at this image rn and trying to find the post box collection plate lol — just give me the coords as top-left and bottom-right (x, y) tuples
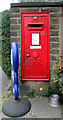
(21, 12), (50, 81)
(32, 33), (39, 45)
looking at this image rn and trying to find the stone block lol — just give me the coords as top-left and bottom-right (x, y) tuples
(51, 19), (60, 24)
(18, 31), (21, 36)
(18, 19), (21, 24)
(18, 81), (50, 96)
(21, 7), (39, 12)
(10, 7), (20, 13)
(19, 84), (30, 96)
(50, 31), (59, 36)
(10, 25), (20, 30)
(10, 31), (17, 36)
(21, 0), (31, 2)
(50, 24), (59, 30)
(11, 37), (21, 43)
(51, 55), (57, 61)
(10, 13), (20, 18)
(51, 43), (59, 48)
(41, 7), (60, 12)
(51, 49), (59, 54)
(50, 12), (61, 17)
(10, 19), (17, 24)
(50, 36), (59, 42)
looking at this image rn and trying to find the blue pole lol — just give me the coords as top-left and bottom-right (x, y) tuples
(12, 42), (19, 100)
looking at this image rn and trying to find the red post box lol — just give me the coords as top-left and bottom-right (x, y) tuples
(21, 12), (50, 81)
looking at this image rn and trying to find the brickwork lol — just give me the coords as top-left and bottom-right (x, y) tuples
(10, 6), (63, 94)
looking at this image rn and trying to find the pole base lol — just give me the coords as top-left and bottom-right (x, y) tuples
(2, 97), (31, 117)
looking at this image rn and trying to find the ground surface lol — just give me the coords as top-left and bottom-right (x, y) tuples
(2, 97), (61, 118)
(0, 67), (10, 119)
(0, 67), (62, 119)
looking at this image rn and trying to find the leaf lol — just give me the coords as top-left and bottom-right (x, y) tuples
(27, 89), (36, 98)
(43, 92), (47, 96)
(58, 81), (62, 87)
(56, 56), (59, 60)
(43, 86), (52, 97)
(55, 76), (58, 80)
(59, 78), (62, 82)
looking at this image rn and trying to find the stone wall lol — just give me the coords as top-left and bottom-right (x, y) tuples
(18, 0), (63, 2)
(10, 6), (62, 95)
(61, 8), (63, 72)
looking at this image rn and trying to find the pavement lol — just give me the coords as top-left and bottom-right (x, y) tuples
(2, 97), (62, 118)
(0, 67), (10, 119)
(20, 97), (61, 119)
(0, 67), (62, 119)
(1, 67), (10, 94)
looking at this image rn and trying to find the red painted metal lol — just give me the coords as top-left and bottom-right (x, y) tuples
(21, 12), (50, 81)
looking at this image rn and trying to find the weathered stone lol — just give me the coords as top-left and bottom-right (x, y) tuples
(10, 31), (17, 36)
(10, 7), (20, 13)
(11, 37), (21, 43)
(50, 24), (59, 30)
(10, 25), (20, 30)
(51, 43), (59, 48)
(51, 49), (59, 54)
(61, 15), (63, 55)
(18, 81), (50, 95)
(10, 19), (17, 24)
(50, 12), (61, 17)
(51, 55), (57, 61)
(21, 0), (46, 2)
(21, 0), (31, 2)
(18, 19), (21, 24)
(50, 31), (59, 36)
(18, 31), (21, 36)
(21, 7), (39, 12)
(51, 19), (60, 24)
(20, 0), (63, 1)
(50, 36), (59, 42)
(41, 7), (60, 12)
(10, 13), (20, 18)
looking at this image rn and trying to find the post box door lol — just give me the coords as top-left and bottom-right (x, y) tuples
(21, 13), (50, 81)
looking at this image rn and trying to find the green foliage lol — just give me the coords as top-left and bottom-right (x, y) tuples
(50, 55), (63, 94)
(7, 81), (12, 91)
(2, 10), (11, 79)
(43, 86), (52, 97)
(27, 89), (36, 98)
(2, 91), (12, 103)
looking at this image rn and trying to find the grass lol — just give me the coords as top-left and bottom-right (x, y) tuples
(27, 89), (36, 98)
(0, 91), (12, 114)
(2, 91), (12, 103)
